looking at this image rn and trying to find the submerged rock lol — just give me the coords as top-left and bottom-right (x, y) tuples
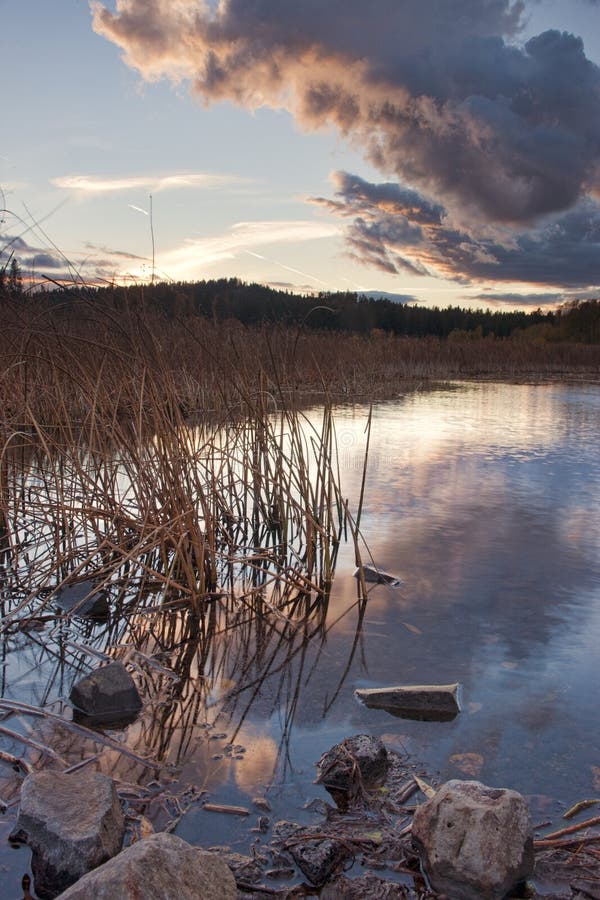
(69, 661), (142, 726)
(355, 683), (460, 721)
(16, 770), (124, 898)
(316, 734), (388, 806)
(55, 580), (109, 620)
(354, 564), (401, 586)
(55, 832), (237, 899)
(411, 779), (534, 900)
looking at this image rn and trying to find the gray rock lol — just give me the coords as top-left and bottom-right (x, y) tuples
(55, 832), (237, 899)
(316, 734), (388, 805)
(412, 779), (534, 900)
(17, 770), (124, 898)
(70, 661), (142, 726)
(355, 683), (460, 721)
(354, 565), (401, 585)
(288, 835), (350, 886)
(208, 848), (263, 883)
(55, 580), (109, 620)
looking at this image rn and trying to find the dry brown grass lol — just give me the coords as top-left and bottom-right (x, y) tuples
(0, 297), (597, 628)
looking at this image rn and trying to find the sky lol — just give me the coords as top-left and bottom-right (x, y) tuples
(2, 0), (600, 310)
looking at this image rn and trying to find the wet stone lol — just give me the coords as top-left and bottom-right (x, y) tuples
(412, 779), (534, 900)
(354, 565), (402, 585)
(55, 580), (109, 620)
(69, 661), (142, 727)
(16, 770), (124, 899)
(355, 683), (460, 722)
(288, 834), (351, 886)
(208, 849), (264, 884)
(55, 832), (237, 900)
(316, 734), (388, 805)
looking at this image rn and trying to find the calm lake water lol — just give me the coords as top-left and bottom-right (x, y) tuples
(2, 380), (600, 892)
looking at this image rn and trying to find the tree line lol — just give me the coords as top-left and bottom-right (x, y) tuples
(2, 260), (600, 343)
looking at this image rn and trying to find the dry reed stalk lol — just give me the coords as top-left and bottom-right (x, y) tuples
(0, 305), (358, 637)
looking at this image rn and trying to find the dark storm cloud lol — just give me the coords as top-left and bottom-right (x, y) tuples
(315, 172), (445, 226)
(314, 171), (600, 287)
(93, 1), (600, 224)
(27, 253), (63, 270)
(1, 235), (67, 273)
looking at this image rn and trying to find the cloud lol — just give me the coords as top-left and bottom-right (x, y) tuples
(1, 231), (146, 285)
(83, 241), (148, 262)
(359, 290), (417, 304)
(471, 289), (596, 307)
(52, 171), (244, 194)
(153, 219), (340, 280)
(92, 1), (600, 225)
(471, 291), (564, 306)
(312, 170), (600, 289)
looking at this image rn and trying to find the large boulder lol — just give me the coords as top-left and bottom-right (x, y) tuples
(69, 661), (142, 726)
(55, 832), (237, 899)
(412, 779), (534, 900)
(16, 770), (124, 898)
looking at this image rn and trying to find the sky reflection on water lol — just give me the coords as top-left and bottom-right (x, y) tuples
(315, 382), (600, 805)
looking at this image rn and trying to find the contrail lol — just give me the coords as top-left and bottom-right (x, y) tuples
(243, 249), (327, 285)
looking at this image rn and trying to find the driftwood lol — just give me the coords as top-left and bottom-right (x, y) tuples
(563, 799), (600, 820)
(544, 814), (600, 840)
(534, 834), (600, 849)
(203, 802), (250, 816)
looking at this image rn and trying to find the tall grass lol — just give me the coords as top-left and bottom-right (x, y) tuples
(0, 299), (364, 634)
(1, 294), (598, 627)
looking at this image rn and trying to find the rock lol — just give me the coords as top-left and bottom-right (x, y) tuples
(271, 820), (351, 886)
(55, 580), (109, 620)
(412, 779), (534, 900)
(55, 832), (237, 899)
(354, 565), (401, 585)
(321, 873), (409, 898)
(16, 770), (124, 898)
(355, 683), (460, 721)
(208, 848), (263, 883)
(69, 661), (142, 726)
(316, 734), (388, 806)
(288, 834), (351, 886)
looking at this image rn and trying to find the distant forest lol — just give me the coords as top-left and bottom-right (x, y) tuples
(2, 259), (600, 343)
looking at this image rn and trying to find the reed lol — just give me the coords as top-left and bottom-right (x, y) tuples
(0, 299), (362, 637)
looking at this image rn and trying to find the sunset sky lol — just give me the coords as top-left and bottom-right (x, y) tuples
(2, 0), (600, 308)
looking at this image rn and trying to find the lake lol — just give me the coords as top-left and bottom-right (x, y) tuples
(1, 380), (600, 891)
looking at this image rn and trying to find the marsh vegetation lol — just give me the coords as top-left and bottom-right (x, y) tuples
(1, 288), (600, 895)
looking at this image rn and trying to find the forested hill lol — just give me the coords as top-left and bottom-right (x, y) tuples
(2, 266), (600, 342)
